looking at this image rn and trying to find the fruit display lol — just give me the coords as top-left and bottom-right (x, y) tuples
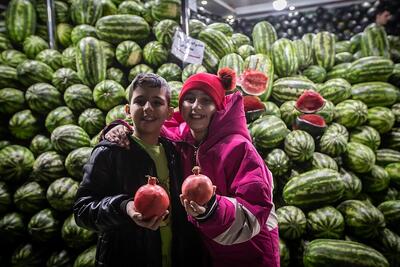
(0, 0), (399, 266)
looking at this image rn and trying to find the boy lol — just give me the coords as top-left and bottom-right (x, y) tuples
(73, 73), (205, 267)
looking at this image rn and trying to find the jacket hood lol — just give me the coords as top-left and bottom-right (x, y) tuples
(162, 92), (251, 148)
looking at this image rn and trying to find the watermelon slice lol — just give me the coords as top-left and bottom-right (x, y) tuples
(243, 95), (265, 123)
(294, 114), (326, 138)
(239, 69), (268, 96)
(295, 90), (325, 113)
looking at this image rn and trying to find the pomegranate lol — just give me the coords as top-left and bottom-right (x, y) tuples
(133, 176), (170, 219)
(181, 166), (214, 206)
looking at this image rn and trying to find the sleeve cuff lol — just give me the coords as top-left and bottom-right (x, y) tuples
(120, 199), (131, 216)
(194, 194), (218, 222)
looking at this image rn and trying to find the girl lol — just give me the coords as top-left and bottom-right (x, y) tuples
(104, 69), (280, 267)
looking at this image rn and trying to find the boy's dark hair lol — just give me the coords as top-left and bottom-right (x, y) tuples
(376, 0), (393, 15)
(128, 73), (171, 105)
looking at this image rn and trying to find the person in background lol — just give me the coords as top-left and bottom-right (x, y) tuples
(104, 69), (280, 267)
(73, 73), (206, 267)
(375, 0), (392, 27)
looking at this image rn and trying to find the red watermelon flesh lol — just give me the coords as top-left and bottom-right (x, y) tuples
(243, 95), (265, 112)
(295, 90), (325, 113)
(239, 69), (268, 96)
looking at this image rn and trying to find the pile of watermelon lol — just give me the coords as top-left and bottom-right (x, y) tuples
(0, 0), (399, 266)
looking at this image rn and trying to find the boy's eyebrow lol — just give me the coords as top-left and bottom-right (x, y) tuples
(132, 95), (167, 101)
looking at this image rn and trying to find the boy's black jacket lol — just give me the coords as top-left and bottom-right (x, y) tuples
(73, 138), (207, 267)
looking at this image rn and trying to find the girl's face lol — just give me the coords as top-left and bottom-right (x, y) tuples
(180, 90), (217, 142)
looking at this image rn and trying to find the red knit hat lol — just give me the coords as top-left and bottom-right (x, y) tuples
(178, 68), (236, 111)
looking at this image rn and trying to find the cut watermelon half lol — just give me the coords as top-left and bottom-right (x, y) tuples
(238, 69), (268, 96)
(243, 95), (265, 123)
(293, 114), (326, 138)
(295, 90), (325, 113)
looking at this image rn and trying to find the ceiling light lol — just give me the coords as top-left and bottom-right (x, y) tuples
(272, 0), (287, 11)
(201, 0), (207, 5)
(227, 15), (234, 19)
(199, 6), (204, 11)
(289, 5), (295, 10)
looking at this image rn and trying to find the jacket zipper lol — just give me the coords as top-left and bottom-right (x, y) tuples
(193, 145), (199, 167)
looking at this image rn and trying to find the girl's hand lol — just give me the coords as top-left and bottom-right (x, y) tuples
(179, 195), (206, 217)
(126, 201), (168, 230)
(104, 125), (131, 149)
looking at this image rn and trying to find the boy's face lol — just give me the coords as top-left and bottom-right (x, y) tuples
(126, 86), (173, 136)
(376, 10), (391, 26)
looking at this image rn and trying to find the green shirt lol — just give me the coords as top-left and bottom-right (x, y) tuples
(131, 135), (172, 267)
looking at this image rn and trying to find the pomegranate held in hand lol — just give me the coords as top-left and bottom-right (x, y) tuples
(134, 176), (170, 220)
(181, 166), (213, 206)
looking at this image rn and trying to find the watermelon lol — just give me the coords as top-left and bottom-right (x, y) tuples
(251, 21), (277, 55)
(51, 125), (91, 154)
(344, 142), (376, 173)
(47, 177), (79, 211)
(377, 200), (400, 228)
(307, 206), (344, 239)
(61, 215), (96, 249)
(315, 99), (335, 124)
(181, 64), (207, 82)
(64, 84), (94, 113)
(280, 100), (302, 127)
(202, 45), (220, 73)
(0, 212), (25, 242)
(339, 168), (362, 200)
(263, 101), (281, 118)
(189, 19), (206, 38)
(52, 68), (82, 93)
(265, 149), (291, 177)
(207, 22), (234, 37)
(128, 64), (154, 82)
(35, 49), (63, 70)
(29, 135), (53, 156)
(385, 163), (400, 186)
(218, 53), (244, 77)
(71, 24), (97, 45)
(0, 88), (25, 114)
(16, 60), (54, 86)
(115, 40), (142, 67)
(349, 126), (381, 151)
(151, 0), (180, 22)
(271, 38), (298, 77)
(337, 200), (385, 239)
(272, 77), (317, 104)
(9, 109), (40, 140)
(376, 149), (400, 166)
(347, 56), (394, 84)
(334, 99), (368, 128)
(237, 44), (255, 59)
(32, 151), (65, 184)
(93, 80), (126, 111)
(279, 239), (290, 267)
(76, 37), (106, 87)
(1, 49), (27, 67)
(62, 46), (77, 70)
(153, 19), (179, 48)
(73, 246), (96, 267)
(45, 106), (76, 133)
(13, 181), (46, 214)
(293, 39), (312, 70)
(249, 115), (289, 150)
(367, 106), (395, 134)
(334, 52), (353, 64)
(303, 239), (388, 267)
(118, 0), (144, 16)
(318, 78), (351, 104)
(351, 82), (398, 107)
(312, 31), (335, 71)
(311, 152), (338, 171)
(168, 81), (182, 108)
(56, 23), (73, 47)
(0, 145), (34, 182)
(231, 33), (251, 49)
(70, 0), (103, 25)
(65, 147), (93, 179)
(11, 243), (44, 267)
(79, 108), (105, 136)
(362, 165), (390, 193)
(326, 62), (350, 80)
(242, 54), (274, 100)
(276, 205), (306, 240)
(283, 168), (344, 209)
(106, 104), (127, 125)
(0, 182), (11, 213)
(302, 65), (326, 83)
(156, 63), (182, 82)
(107, 67), (127, 87)
(22, 36), (48, 59)
(335, 40), (351, 53)
(143, 41), (168, 68)
(5, 0), (36, 44)
(284, 130), (315, 162)
(46, 250), (72, 267)
(96, 15), (150, 44)
(198, 28), (235, 59)
(25, 83), (63, 114)
(361, 23), (390, 59)
(28, 208), (59, 242)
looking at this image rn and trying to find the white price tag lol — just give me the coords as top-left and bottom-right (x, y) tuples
(189, 0), (197, 12)
(171, 30), (205, 65)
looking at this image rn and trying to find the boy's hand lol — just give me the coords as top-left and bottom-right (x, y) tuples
(105, 125), (131, 149)
(179, 195), (206, 217)
(126, 201), (168, 231)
